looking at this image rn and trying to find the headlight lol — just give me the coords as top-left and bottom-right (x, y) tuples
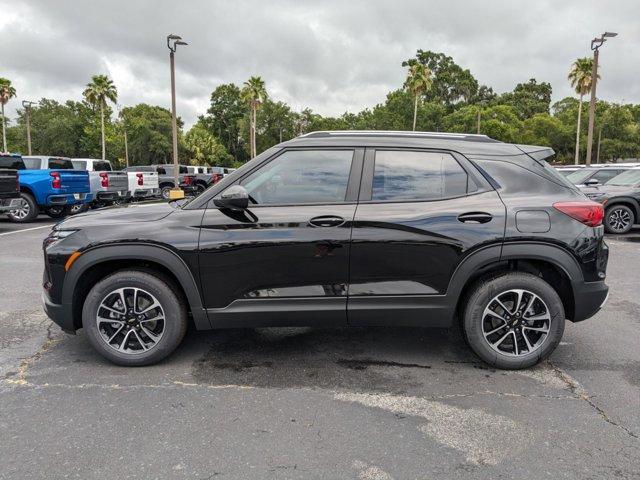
(43, 229), (78, 250)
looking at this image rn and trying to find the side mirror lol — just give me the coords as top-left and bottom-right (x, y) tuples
(213, 185), (249, 211)
(584, 178), (600, 186)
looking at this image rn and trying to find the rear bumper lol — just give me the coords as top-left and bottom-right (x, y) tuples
(571, 280), (609, 322)
(0, 197), (21, 212)
(47, 193), (90, 205)
(133, 188), (160, 198)
(96, 189), (128, 201)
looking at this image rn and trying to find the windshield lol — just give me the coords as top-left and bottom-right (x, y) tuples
(605, 169), (640, 187)
(566, 169), (596, 184)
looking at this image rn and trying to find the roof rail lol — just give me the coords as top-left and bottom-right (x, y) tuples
(299, 130), (499, 143)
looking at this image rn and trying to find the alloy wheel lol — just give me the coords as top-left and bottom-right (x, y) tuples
(9, 198), (30, 220)
(96, 287), (165, 354)
(481, 289), (551, 357)
(608, 208), (631, 233)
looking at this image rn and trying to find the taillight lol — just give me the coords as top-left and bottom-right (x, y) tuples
(183, 175), (192, 185)
(99, 172), (109, 188)
(553, 201), (604, 227)
(136, 173), (144, 186)
(50, 171), (61, 189)
(213, 173), (222, 184)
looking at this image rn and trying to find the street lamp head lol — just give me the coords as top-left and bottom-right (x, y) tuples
(175, 40), (188, 46)
(603, 31), (618, 38)
(167, 34), (182, 40)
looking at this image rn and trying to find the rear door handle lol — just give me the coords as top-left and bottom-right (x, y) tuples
(457, 212), (493, 224)
(309, 215), (345, 227)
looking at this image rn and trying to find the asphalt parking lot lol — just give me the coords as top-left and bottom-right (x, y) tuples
(0, 216), (638, 479)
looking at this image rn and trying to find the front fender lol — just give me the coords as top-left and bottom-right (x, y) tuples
(63, 243), (211, 330)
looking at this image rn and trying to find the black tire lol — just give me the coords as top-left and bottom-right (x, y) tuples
(462, 272), (565, 370)
(7, 192), (39, 223)
(69, 204), (89, 215)
(604, 205), (634, 234)
(82, 270), (188, 366)
(45, 205), (71, 219)
(194, 183), (207, 195)
(160, 185), (173, 200)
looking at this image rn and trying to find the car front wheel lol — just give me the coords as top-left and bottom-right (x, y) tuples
(462, 272), (565, 370)
(82, 270), (188, 366)
(604, 205), (634, 234)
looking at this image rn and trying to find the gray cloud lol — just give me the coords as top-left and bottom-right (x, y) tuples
(1, 0), (638, 127)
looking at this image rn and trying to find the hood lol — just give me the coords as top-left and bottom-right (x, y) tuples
(57, 201), (176, 229)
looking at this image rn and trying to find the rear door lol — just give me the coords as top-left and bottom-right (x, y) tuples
(198, 148), (363, 327)
(348, 148), (505, 326)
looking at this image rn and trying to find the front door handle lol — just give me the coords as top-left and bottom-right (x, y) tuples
(309, 215), (345, 227)
(458, 212), (493, 224)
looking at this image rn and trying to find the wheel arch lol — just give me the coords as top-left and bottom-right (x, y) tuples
(63, 244), (210, 331)
(448, 242), (581, 321)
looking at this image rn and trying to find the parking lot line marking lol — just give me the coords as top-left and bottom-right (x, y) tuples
(0, 225), (52, 237)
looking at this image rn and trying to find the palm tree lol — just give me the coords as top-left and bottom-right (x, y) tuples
(241, 76), (267, 158)
(83, 75), (118, 160)
(404, 63), (432, 131)
(568, 58), (598, 165)
(0, 78), (17, 152)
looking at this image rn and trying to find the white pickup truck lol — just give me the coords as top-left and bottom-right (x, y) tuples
(121, 166), (160, 200)
(71, 158), (129, 207)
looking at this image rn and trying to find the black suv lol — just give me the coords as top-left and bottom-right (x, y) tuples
(581, 167), (640, 234)
(42, 131), (609, 369)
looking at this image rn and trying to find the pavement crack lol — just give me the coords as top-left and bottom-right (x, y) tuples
(547, 360), (639, 440)
(2, 323), (59, 387)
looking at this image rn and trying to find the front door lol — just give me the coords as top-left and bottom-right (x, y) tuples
(198, 148), (363, 328)
(348, 148), (506, 326)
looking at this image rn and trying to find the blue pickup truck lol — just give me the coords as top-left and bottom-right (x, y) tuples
(1, 154), (92, 223)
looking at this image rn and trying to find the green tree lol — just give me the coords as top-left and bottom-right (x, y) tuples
(500, 78), (552, 120)
(0, 77), (17, 151)
(204, 83), (247, 163)
(184, 121), (234, 166)
(241, 76), (267, 158)
(404, 63), (433, 130)
(568, 57), (597, 164)
(83, 75), (117, 160)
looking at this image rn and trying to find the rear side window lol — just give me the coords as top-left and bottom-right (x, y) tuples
(48, 158), (74, 169)
(372, 151), (468, 201)
(71, 160), (87, 170)
(23, 158), (41, 169)
(0, 155), (25, 169)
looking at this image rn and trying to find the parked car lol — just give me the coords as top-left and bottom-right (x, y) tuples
(0, 163), (21, 214)
(43, 131), (609, 369)
(120, 166), (161, 200)
(149, 164), (197, 199)
(4, 154), (90, 222)
(71, 158), (129, 209)
(582, 166), (640, 234)
(565, 166), (630, 186)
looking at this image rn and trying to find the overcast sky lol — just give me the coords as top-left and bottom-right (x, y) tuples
(1, 0), (639, 128)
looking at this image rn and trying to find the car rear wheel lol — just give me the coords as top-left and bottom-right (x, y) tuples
(82, 270), (188, 366)
(160, 186), (172, 200)
(7, 193), (39, 223)
(604, 205), (634, 234)
(462, 272), (565, 369)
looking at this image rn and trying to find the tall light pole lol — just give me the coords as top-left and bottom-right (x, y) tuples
(22, 100), (36, 155)
(585, 31), (617, 166)
(167, 34), (188, 199)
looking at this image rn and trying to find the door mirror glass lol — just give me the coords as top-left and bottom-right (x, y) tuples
(214, 185), (249, 210)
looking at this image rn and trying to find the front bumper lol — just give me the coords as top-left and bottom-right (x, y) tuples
(42, 291), (75, 334)
(571, 280), (609, 322)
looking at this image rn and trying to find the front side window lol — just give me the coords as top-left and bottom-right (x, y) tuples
(372, 150), (468, 201)
(241, 149), (353, 205)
